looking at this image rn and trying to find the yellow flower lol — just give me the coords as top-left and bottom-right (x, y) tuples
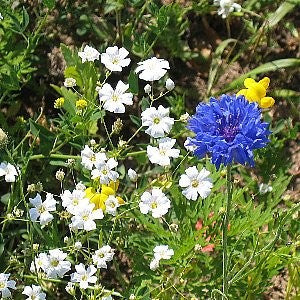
(236, 77), (275, 108)
(85, 180), (125, 212)
(54, 97), (65, 109)
(76, 99), (87, 110)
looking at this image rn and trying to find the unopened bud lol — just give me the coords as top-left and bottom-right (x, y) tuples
(112, 118), (123, 135)
(128, 168), (138, 182)
(170, 223), (178, 232)
(55, 169), (65, 182)
(179, 113), (190, 122)
(165, 78), (175, 91)
(194, 244), (202, 252)
(144, 84), (151, 94)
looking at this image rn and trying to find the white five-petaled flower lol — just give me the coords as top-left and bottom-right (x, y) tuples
(150, 245), (174, 270)
(99, 81), (133, 113)
(71, 264), (97, 289)
(0, 273), (16, 299)
(179, 166), (213, 201)
(141, 105), (174, 138)
(101, 46), (131, 72)
(214, 0), (241, 18)
(91, 158), (119, 184)
(81, 145), (107, 170)
(70, 203), (104, 231)
(0, 162), (19, 183)
(22, 285), (46, 300)
(30, 252), (49, 273)
(29, 193), (56, 226)
(61, 189), (90, 214)
(64, 77), (76, 88)
(147, 137), (180, 166)
(92, 245), (115, 269)
(135, 57), (170, 81)
(139, 188), (171, 218)
(78, 45), (100, 63)
(105, 195), (120, 216)
(46, 249), (71, 279)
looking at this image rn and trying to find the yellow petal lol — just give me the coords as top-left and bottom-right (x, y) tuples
(259, 77), (270, 90)
(244, 78), (256, 88)
(236, 89), (248, 97)
(259, 97), (275, 108)
(101, 185), (115, 196)
(117, 196), (125, 204)
(109, 180), (119, 191)
(85, 187), (96, 198)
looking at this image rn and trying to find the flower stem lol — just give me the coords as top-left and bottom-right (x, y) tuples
(222, 164), (233, 298)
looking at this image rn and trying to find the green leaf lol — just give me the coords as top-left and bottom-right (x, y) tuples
(21, 7), (29, 31)
(219, 58), (300, 93)
(130, 115), (141, 127)
(43, 0), (55, 9)
(128, 70), (139, 94)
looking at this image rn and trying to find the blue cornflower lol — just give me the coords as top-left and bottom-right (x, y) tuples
(188, 94), (271, 169)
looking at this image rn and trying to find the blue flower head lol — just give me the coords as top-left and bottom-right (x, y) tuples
(188, 94), (271, 169)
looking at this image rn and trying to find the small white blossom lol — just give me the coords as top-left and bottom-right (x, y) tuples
(214, 0), (241, 18)
(139, 188), (171, 218)
(102, 296), (113, 300)
(101, 46), (130, 72)
(135, 57), (170, 81)
(99, 81), (133, 113)
(61, 189), (90, 214)
(165, 78), (175, 91)
(144, 84), (151, 94)
(29, 193), (56, 226)
(0, 273), (16, 298)
(81, 145), (107, 170)
(46, 249), (71, 279)
(147, 137), (180, 166)
(74, 242), (82, 250)
(22, 285), (46, 300)
(141, 105), (174, 138)
(149, 258), (160, 271)
(128, 168), (138, 182)
(71, 203), (104, 231)
(179, 166), (213, 201)
(78, 45), (100, 63)
(76, 182), (86, 191)
(180, 112), (190, 122)
(153, 245), (174, 260)
(71, 264), (97, 289)
(92, 245), (115, 269)
(184, 137), (197, 152)
(64, 77), (76, 88)
(91, 158), (119, 184)
(30, 253), (49, 273)
(0, 162), (18, 183)
(105, 195), (120, 216)
(55, 169), (65, 181)
(259, 183), (273, 194)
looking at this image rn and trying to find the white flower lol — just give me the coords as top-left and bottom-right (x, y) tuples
(128, 168), (138, 182)
(153, 245), (174, 260)
(74, 242), (82, 250)
(71, 203), (104, 231)
(0, 162), (18, 182)
(139, 188), (171, 218)
(99, 81), (133, 113)
(29, 193), (56, 226)
(30, 253), (49, 273)
(71, 264), (97, 289)
(165, 78), (175, 91)
(81, 145), (107, 170)
(76, 182), (86, 191)
(92, 245), (115, 269)
(0, 273), (16, 298)
(78, 45), (100, 63)
(214, 0), (241, 18)
(91, 158), (119, 184)
(101, 46), (130, 72)
(179, 166), (213, 201)
(144, 84), (151, 94)
(102, 296), (113, 300)
(149, 258), (160, 271)
(46, 249), (71, 279)
(64, 77), (76, 88)
(61, 189), (90, 214)
(259, 183), (273, 194)
(105, 196), (120, 216)
(65, 282), (75, 295)
(141, 105), (174, 138)
(184, 137), (197, 152)
(135, 57), (170, 81)
(22, 285), (46, 300)
(147, 137), (180, 166)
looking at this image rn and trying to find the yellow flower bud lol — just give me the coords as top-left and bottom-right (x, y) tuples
(76, 99), (87, 109)
(54, 97), (65, 109)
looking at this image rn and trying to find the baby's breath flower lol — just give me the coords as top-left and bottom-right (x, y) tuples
(55, 169), (65, 181)
(0, 273), (16, 299)
(64, 77), (76, 88)
(101, 46), (131, 72)
(54, 97), (64, 109)
(78, 45), (100, 63)
(0, 162), (19, 183)
(76, 99), (87, 110)
(165, 78), (175, 91)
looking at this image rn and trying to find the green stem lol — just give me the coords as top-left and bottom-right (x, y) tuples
(28, 154), (80, 161)
(222, 164), (233, 298)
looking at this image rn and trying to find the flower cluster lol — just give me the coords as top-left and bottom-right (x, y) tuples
(150, 245), (174, 270)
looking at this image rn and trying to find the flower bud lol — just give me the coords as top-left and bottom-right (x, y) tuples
(55, 169), (65, 182)
(179, 112), (190, 122)
(65, 282), (75, 296)
(144, 84), (151, 94)
(165, 78), (175, 91)
(74, 241), (82, 250)
(112, 118), (123, 135)
(170, 223), (178, 232)
(128, 168), (138, 182)
(194, 244), (202, 252)
(64, 77), (76, 88)
(54, 97), (64, 109)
